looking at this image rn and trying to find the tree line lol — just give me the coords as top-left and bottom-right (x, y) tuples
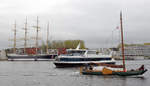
(40, 40), (86, 52)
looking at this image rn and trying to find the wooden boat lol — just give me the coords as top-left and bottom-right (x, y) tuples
(80, 12), (148, 76)
(81, 65), (147, 76)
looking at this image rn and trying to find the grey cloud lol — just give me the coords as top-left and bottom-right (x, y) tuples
(0, 0), (149, 49)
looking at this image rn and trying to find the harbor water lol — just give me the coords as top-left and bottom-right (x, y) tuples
(0, 60), (150, 86)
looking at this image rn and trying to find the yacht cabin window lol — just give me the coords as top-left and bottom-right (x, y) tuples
(87, 51), (97, 54)
(67, 50), (85, 56)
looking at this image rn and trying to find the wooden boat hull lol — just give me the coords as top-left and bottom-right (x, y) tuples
(82, 69), (148, 76)
(112, 69), (148, 76)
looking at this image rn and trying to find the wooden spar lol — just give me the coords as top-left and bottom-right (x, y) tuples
(120, 11), (126, 72)
(35, 16), (39, 54)
(13, 21), (17, 53)
(46, 22), (49, 54)
(24, 17), (27, 54)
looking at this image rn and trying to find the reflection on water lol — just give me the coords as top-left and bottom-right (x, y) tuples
(0, 60), (149, 86)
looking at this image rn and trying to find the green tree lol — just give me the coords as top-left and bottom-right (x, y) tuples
(40, 40), (86, 53)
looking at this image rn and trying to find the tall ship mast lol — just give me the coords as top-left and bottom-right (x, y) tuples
(23, 17), (28, 54)
(46, 22), (49, 54)
(13, 21), (17, 53)
(33, 16), (40, 54)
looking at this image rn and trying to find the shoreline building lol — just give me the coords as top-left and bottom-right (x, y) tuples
(115, 44), (150, 59)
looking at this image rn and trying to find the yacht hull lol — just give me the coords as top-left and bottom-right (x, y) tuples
(54, 61), (116, 68)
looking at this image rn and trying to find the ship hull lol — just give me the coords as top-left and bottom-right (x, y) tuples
(7, 54), (57, 61)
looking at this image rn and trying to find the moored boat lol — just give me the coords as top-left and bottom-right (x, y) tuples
(7, 53), (57, 61)
(54, 47), (115, 68)
(80, 11), (148, 76)
(7, 17), (57, 61)
(81, 65), (147, 76)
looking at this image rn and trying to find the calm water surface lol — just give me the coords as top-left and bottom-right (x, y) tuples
(0, 60), (150, 86)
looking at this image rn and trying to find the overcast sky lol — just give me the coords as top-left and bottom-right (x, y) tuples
(0, 0), (150, 49)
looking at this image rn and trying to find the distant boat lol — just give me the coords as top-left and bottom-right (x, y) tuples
(54, 44), (115, 68)
(7, 53), (57, 61)
(7, 17), (57, 61)
(80, 12), (148, 76)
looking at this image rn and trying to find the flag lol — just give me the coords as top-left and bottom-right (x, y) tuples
(116, 26), (119, 29)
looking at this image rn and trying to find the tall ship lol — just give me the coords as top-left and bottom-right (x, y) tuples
(54, 44), (115, 68)
(7, 17), (57, 61)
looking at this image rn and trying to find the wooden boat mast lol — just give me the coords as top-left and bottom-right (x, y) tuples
(46, 22), (49, 54)
(24, 17), (28, 54)
(120, 11), (126, 72)
(13, 21), (17, 53)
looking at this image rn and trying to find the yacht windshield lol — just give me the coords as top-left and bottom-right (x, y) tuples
(87, 51), (97, 54)
(67, 50), (85, 56)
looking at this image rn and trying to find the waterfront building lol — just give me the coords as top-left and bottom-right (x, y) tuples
(115, 45), (150, 59)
